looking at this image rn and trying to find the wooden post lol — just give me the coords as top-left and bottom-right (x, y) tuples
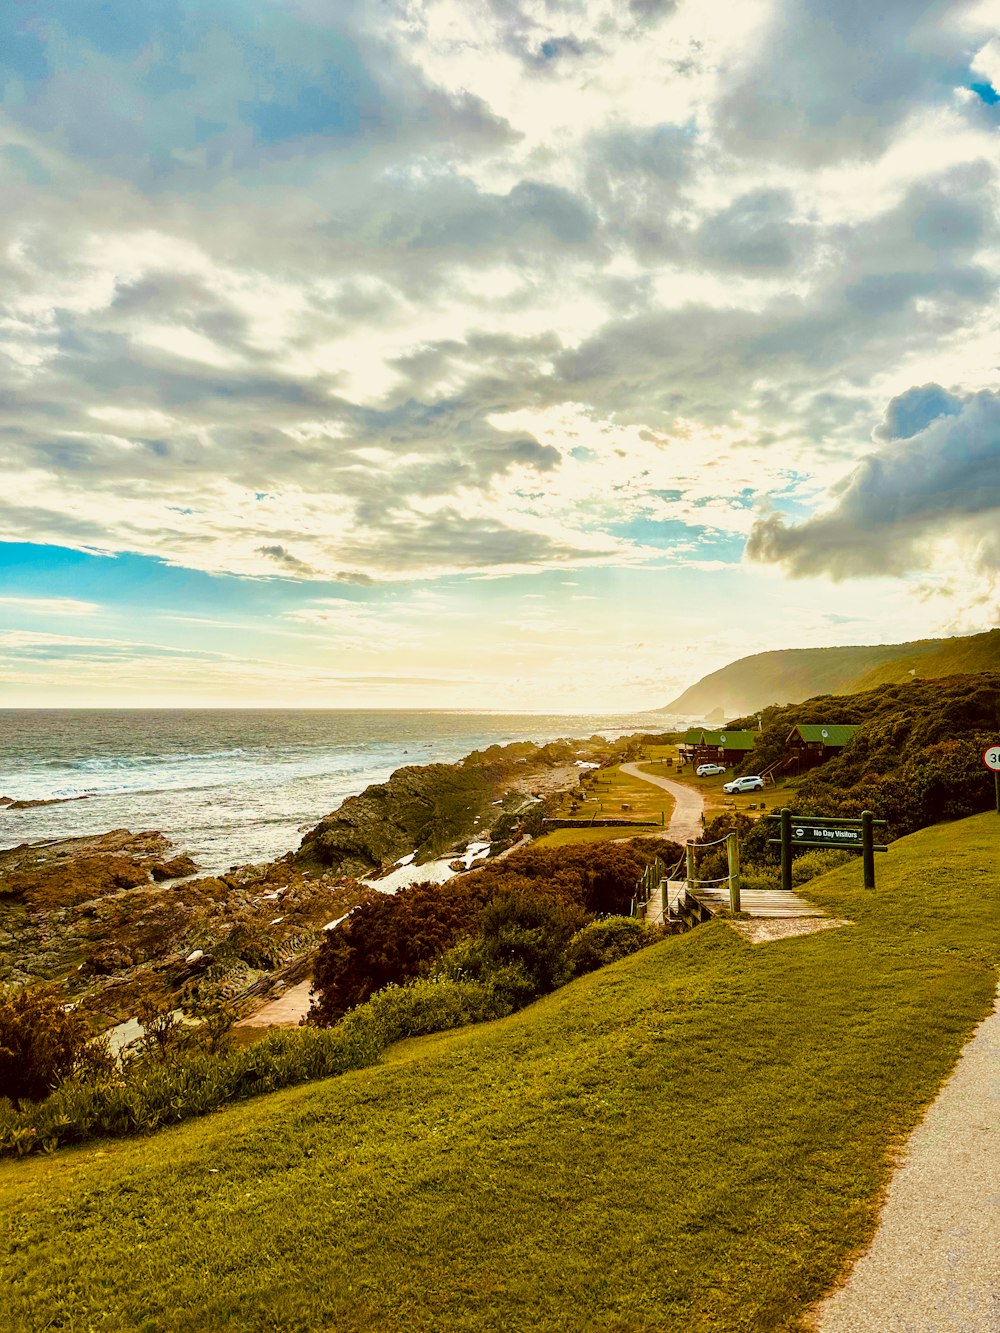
(780, 808), (792, 893)
(685, 842), (695, 890)
(727, 832), (741, 913)
(862, 809), (875, 890)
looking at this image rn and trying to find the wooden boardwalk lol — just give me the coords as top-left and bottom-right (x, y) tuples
(689, 881), (823, 918)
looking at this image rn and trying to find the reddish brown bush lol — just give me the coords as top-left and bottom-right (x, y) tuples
(0, 987), (91, 1107)
(309, 839), (666, 1026)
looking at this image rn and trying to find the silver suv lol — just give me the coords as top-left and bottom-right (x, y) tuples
(723, 775), (764, 794)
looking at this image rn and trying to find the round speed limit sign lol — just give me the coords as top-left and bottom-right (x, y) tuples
(983, 745), (1000, 772)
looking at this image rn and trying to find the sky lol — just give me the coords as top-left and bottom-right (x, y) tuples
(0, 0), (998, 710)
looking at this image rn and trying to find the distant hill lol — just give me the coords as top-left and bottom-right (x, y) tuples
(664, 628), (1000, 717)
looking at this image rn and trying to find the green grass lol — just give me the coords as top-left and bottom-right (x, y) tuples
(548, 761), (676, 830)
(2, 813), (998, 1332)
(532, 824), (648, 847)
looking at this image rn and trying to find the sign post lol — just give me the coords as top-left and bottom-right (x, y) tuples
(769, 810), (888, 890)
(726, 832), (741, 913)
(983, 745), (1000, 816)
(862, 810), (875, 891)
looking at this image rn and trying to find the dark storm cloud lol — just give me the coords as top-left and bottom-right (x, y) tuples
(746, 389), (1000, 578)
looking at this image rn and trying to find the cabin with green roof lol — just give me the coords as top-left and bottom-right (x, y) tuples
(681, 727), (757, 766)
(783, 723), (860, 772)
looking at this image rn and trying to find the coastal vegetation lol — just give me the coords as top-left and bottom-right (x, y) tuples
(728, 673), (1000, 833)
(308, 839), (673, 1024)
(1, 812), (997, 1331)
(0, 838), (672, 1158)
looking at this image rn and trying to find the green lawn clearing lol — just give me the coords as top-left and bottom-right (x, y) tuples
(1, 813), (997, 1332)
(532, 823), (651, 848)
(545, 761), (676, 834)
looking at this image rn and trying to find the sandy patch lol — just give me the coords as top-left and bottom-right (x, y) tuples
(726, 917), (853, 945)
(506, 764), (582, 798)
(237, 978), (314, 1028)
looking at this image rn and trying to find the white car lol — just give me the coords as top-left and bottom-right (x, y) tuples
(696, 763), (726, 777)
(723, 775), (765, 794)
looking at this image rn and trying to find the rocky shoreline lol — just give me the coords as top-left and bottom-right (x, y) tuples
(1, 734), (629, 1031)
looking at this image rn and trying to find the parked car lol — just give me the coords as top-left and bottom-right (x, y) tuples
(696, 763), (726, 777)
(723, 775), (765, 794)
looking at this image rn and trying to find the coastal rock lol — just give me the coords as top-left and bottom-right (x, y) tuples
(150, 855), (199, 882)
(296, 764), (505, 877)
(3, 794), (91, 810)
(0, 823), (381, 1025)
(294, 740), (587, 879)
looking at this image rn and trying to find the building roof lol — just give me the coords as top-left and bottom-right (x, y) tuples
(788, 724), (860, 747)
(715, 730), (756, 751)
(684, 727), (756, 749)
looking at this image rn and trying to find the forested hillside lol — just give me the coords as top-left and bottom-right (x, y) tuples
(728, 672), (1000, 833)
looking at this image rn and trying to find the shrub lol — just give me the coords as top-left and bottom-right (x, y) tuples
(309, 840), (662, 1025)
(566, 916), (661, 975)
(339, 975), (511, 1050)
(439, 891), (589, 1003)
(0, 1024), (380, 1159)
(790, 849), (853, 885)
(0, 986), (91, 1107)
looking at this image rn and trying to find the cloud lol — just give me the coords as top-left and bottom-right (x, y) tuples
(0, 0), (998, 612)
(746, 389), (1000, 579)
(713, 0), (978, 165)
(0, 596), (100, 616)
(256, 545), (316, 576)
(875, 383), (963, 441)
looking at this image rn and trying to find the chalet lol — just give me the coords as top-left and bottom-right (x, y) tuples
(681, 727), (756, 767)
(782, 723), (859, 773)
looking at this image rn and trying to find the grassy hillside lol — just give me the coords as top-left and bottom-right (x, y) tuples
(851, 627), (1000, 691)
(2, 813), (998, 1332)
(665, 628), (999, 716)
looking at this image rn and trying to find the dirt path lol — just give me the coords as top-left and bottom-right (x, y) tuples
(814, 984), (1000, 1331)
(618, 763), (705, 843)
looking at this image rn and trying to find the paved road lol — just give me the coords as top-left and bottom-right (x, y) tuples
(618, 763), (705, 844)
(816, 985), (1000, 1331)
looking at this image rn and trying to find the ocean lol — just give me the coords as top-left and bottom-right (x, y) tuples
(0, 709), (673, 873)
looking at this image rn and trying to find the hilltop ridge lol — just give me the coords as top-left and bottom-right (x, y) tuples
(665, 628), (1000, 717)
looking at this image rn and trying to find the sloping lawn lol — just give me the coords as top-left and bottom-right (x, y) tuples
(1, 813), (997, 1332)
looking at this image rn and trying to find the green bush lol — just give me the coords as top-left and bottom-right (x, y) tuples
(790, 849), (853, 885)
(0, 986), (91, 1107)
(0, 1024), (379, 1159)
(566, 916), (661, 975)
(438, 891), (589, 1003)
(339, 975), (511, 1049)
(309, 839), (656, 1025)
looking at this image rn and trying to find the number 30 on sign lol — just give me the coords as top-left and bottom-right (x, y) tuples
(983, 745), (1000, 772)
